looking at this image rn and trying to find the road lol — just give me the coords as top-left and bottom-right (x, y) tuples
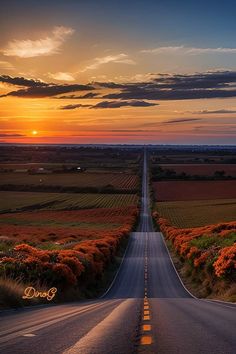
(0, 150), (235, 354)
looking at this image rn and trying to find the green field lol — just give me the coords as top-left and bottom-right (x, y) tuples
(156, 199), (236, 228)
(0, 191), (139, 212)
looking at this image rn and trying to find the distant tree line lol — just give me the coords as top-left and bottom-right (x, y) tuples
(151, 166), (235, 181)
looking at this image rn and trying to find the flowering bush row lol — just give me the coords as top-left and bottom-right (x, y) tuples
(0, 207), (138, 244)
(0, 207), (139, 291)
(154, 212), (236, 279)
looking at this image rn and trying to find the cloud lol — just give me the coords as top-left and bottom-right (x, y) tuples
(191, 109), (236, 114)
(141, 45), (236, 55)
(0, 61), (14, 70)
(1, 84), (95, 98)
(137, 119), (201, 128)
(101, 71), (236, 100)
(0, 133), (25, 137)
(60, 103), (92, 110)
(55, 92), (99, 99)
(163, 118), (202, 124)
(91, 100), (158, 109)
(81, 54), (136, 72)
(141, 46), (185, 54)
(0, 75), (95, 98)
(2, 26), (74, 58)
(0, 74), (45, 87)
(48, 72), (75, 81)
(60, 100), (157, 110)
(4, 70), (236, 102)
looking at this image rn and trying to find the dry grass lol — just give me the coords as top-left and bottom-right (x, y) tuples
(0, 277), (27, 309)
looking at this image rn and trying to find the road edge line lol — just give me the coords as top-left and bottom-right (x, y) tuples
(99, 233), (133, 299)
(160, 232), (236, 306)
(160, 232), (197, 299)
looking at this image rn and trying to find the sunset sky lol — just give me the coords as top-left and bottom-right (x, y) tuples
(1, 0), (236, 144)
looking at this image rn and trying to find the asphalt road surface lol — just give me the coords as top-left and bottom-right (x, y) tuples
(0, 150), (235, 354)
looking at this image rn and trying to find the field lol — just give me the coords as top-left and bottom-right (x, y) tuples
(0, 172), (139, 192)
(0, 191), (138, 212)
(153, 180), (236, 201)
(0, 207), (138, 244)
(0, 146), (142, 306)
(159, 164), (236, 176)
(156, 199), (236, 228)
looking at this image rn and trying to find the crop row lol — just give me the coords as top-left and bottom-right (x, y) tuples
(0, 191), (138, 213)
(156, 199), (236, 228)
(0, 172), (139, 190)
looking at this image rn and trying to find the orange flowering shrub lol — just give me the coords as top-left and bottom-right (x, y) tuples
(213, 244), (236, 277)
(155, 213), (236, 278)
(0, 206), (139, 291)
(0, 207), (138, 244)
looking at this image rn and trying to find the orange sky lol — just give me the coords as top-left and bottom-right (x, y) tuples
(1, 1), (236, 144)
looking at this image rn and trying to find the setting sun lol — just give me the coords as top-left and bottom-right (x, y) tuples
(32, 130), (38, 135)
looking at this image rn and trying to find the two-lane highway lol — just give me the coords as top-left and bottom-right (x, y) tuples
(0, 150), (235, 354)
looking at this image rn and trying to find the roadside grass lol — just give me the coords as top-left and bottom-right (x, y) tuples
(190, 233), (236, 249)
(0, 277), (27, 309)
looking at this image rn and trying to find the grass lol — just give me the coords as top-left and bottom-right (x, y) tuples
(0, 277), (28, 309)
(156, 199), (236, 228)
(190, 233), (236, 249)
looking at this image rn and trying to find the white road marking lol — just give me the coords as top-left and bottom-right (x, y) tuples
(23, 334), (36, 337)
(63, 299), (136, 354)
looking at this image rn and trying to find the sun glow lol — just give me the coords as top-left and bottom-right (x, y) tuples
(32, 130), (38, 135)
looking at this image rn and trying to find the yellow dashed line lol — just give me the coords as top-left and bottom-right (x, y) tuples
(144, 310), (150, 315)
(143, 324), (151, 331)
(140, 335), (152, 345)
(144, 305), (149, 310)
(143, 315), (150, 320)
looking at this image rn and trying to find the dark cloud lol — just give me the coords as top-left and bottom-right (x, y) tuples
(0, 75), (95, 98)
(103, 88), (236, 101)
(60, 100), (157, 110)
(101, 71), (236, 101)
(0, 133), (25, 137)
(92, 82), (126, 89)
(55, 92), (99, 99)
(138, 118), (201, 128)
(0, 75), (46, 87)
(60, 103), (92, 110)
(91, 100), (158, 109)
(4, 71), (236, 102)
(1, 84), (95, 98)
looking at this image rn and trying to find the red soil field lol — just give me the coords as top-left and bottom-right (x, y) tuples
(160, 164), (236, 176)
(153, 180), (236, 201)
